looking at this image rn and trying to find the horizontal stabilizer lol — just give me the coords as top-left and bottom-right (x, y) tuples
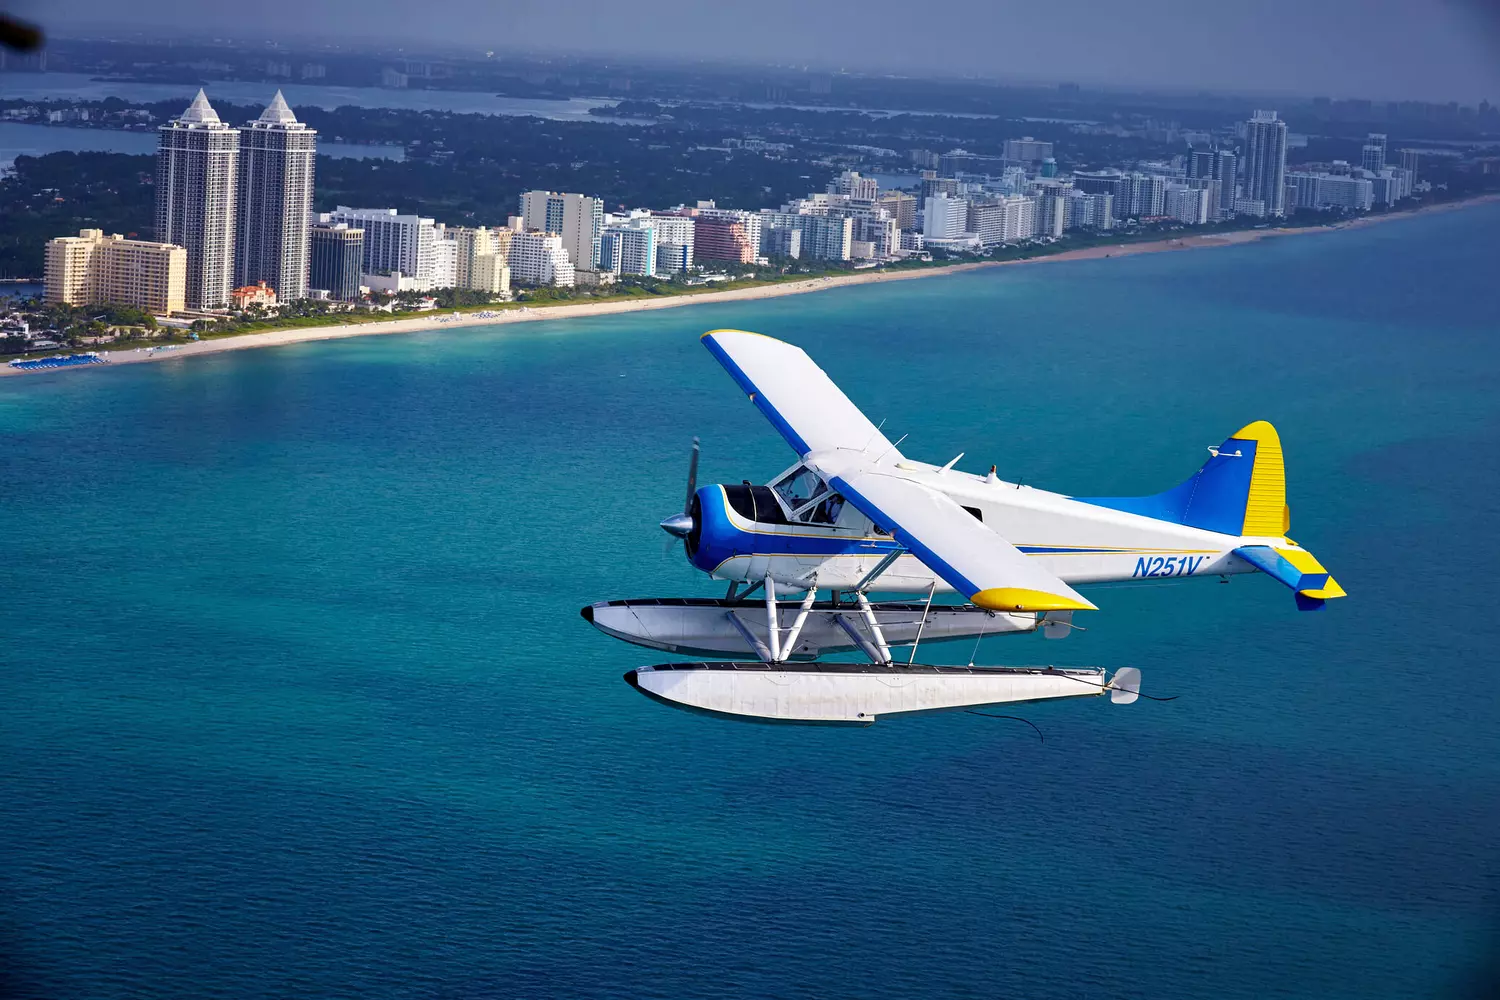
(1233, 544), (1346, 611)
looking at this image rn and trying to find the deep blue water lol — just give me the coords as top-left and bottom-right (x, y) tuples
(3, 206), (1499, 999)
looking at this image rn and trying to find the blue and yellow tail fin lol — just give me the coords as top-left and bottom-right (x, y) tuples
(1081, 420), (1288, 536)
(1080, 421), (1345, 610)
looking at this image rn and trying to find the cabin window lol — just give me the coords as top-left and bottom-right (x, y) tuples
(963, 506), (983, 522)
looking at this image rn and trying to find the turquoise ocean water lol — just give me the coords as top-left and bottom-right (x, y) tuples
(3, 206), (1499, 998)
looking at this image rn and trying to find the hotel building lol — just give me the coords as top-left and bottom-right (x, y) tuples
(44, 229), (187, 315)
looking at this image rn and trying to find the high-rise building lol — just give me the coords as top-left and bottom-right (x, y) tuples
(1286, 171), (1374, 211)
(923, 194), (968, 240)
(44, 229), (187, 315)
(234, 91), (316, 302)
(693, 208), (761, 263)
(1164, 185), (1212, 224)
(507, 231), (575, 287)
(763, 226), (802, 259)
(1399, 148), (1420, 184)
(760, 211), (853, 262)
(308, 223), (364, 301)
(1366, 133), (1387, 167)
(600, 221), (657, 276)
(1360, 144), (1385, 174)
(853, 214), (899, 257)
(156, 89), (238, 309)
(444, 226), (512, 294)
(918, 170), (960, 202)
(876, 191), (918, 231)
(1062, 190), (1113, 230)
(323, 207), (440, 282)
(965, 195), (1037, 246)
(1189, 150), (1215, 179)
(518, 191), (604, 272)
(1242, 110), (1289, 216)
(828, 170), (878, 201)
(648, 213), (695, 274)
(1003, 136), (1053, 162)
(1212, 149), (1239, 215)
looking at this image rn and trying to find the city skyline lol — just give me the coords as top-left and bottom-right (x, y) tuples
(20, 0), (1500, 104)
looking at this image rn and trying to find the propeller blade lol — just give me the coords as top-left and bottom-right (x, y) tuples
(684, 436), (700, 513)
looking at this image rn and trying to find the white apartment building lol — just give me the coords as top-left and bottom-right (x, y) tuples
(508, 230), (576, 287)
(1063, 191), (1113, 230)
(648, 212), (695, 274)
(324, 207), (441, 283)
(600, 221), (657, 276)
(828, 170), (878, 201)
(922, 194), (968, 240)
(1286, 172), (1374, 212)
(519, 191), (604, 272)
(965, 195), (1037, 246)
(430, 234), (458, 289)
(1164, 184), (1212, 224)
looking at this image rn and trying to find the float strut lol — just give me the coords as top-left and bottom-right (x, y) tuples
(779, 585), (819, 661)
(764, 575), (781, 663)
(835, 613), (887, 664)
(856, 592), (893, 664)
(908, 581), (937, 665)
(726, 611), (774, 663)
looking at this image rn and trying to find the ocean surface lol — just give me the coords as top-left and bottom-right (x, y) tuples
(3, 206), (1499, 999)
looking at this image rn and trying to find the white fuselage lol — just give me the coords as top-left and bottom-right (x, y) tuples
(693, 455), (1294, 595)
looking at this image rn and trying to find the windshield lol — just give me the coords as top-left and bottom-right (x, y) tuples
(771, 466), (826, 509)
(770, 466), (847, 525)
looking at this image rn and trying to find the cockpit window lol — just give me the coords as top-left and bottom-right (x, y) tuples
(772, 466), (826, 509)
(770, 466), (848, 526)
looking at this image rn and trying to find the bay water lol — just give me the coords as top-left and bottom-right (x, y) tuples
(3, 205), (1498, 998)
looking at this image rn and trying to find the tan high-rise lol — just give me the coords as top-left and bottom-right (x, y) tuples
(44, 229), (187, 315)
(446, 226), (512, 294)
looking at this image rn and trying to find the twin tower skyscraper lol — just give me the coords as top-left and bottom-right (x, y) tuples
(156, 89), (316, 310)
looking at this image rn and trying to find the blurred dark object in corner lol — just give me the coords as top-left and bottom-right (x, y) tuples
(0, 11), (43, 52)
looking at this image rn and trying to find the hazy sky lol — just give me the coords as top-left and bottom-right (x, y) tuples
(25, 0), (1500, 103)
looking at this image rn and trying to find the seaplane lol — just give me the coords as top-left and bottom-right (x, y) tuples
(584, 329), (1345, 725)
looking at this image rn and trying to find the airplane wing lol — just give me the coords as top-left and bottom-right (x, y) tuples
(831, 469), (1097, 613)
(702, 329), (1092, 613)
(701, 329), (898, 459)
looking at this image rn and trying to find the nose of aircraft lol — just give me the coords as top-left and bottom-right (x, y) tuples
(659, 512), (694, 538)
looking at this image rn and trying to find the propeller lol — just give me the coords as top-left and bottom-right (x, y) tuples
(660, 436), (699, 540)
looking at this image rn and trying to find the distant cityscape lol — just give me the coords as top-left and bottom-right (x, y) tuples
(6, 83), (1436, 344)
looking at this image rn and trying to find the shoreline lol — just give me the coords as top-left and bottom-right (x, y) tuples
(5, 193), (1496, 378)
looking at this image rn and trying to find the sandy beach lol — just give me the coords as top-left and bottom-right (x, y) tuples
(6, 193), (1495, 378)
